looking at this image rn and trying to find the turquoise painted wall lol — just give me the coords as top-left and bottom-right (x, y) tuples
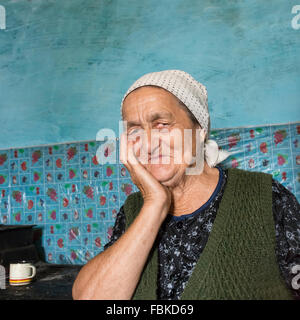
(0, 0), (299, 150)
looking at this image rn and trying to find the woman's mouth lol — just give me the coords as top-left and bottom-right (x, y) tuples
(149, 154), (171, 164)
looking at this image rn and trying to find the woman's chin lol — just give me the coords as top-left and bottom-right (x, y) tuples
(146, 164), (177, 184)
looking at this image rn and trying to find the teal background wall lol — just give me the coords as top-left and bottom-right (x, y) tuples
(0, 0), (299, 150)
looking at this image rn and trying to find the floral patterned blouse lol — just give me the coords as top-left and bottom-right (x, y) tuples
(104, 166), (300, 300)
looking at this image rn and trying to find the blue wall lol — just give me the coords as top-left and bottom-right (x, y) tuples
(0, 0), (299, 150)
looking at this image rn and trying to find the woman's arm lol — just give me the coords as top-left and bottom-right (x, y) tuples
(72, 200), (169, 300)
(72, 134), (172, 299)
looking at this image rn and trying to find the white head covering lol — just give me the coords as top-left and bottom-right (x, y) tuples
(121, 69), (231, 168)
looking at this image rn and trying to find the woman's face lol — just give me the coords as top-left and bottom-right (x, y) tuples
(122, 86), (203, 187)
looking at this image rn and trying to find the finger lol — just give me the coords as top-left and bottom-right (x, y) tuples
(127, 141), (161, 189)
(120, 132), (128, 166)
(123, 135), (160, 193)
(127, 139), (139, 165)
(133, 135), (145, 161)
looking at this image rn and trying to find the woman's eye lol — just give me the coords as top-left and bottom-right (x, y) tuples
(128, 128), (140, 135)
(157, 123), (168, 128)
(157, 123), (169, 131)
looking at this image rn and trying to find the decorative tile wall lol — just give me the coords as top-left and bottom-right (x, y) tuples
(0, 122), (299, 265)
(218, 122), (300, 197)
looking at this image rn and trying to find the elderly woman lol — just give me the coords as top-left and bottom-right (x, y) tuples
(73, 70), (300, 300)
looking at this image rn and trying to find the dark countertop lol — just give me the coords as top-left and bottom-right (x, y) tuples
(0, 261), (82, 300)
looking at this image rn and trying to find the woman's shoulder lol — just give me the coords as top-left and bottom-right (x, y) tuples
(226, 167), (272, 178)
(271, 178), (300, 210)
(222, 167), (273, 189)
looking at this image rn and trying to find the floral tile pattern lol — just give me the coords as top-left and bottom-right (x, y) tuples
(0, 123), (299, 265)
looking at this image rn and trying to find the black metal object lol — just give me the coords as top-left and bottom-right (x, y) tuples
(0, 224), (39, 267)
(0, 225), (36, 251)
(0, 245), (39, 267)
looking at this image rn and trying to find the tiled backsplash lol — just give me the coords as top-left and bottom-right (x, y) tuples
(0, 122), (299, 265)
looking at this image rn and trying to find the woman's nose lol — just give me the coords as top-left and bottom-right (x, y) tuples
(140, 128), (160, 159)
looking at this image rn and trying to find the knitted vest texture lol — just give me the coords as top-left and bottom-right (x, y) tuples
(123, 168), (293, 300)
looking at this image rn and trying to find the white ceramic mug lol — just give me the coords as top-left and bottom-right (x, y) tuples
(9, 262), (36, 286)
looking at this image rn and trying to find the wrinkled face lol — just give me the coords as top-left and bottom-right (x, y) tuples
(122, 86), (204, 186)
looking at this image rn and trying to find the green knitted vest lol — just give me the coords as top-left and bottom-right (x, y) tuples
(123, 168), (293, 300)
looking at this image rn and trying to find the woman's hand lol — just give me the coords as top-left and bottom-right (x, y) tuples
(120, 132), (172, 213)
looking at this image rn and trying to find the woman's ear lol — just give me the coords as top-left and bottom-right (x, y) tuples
(197, 127), (206, 142)
(202, 128), (208, 143)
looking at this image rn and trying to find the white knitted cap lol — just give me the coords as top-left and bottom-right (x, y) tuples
(120, 69), (231, 167)
(121, 69), (210, 135)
